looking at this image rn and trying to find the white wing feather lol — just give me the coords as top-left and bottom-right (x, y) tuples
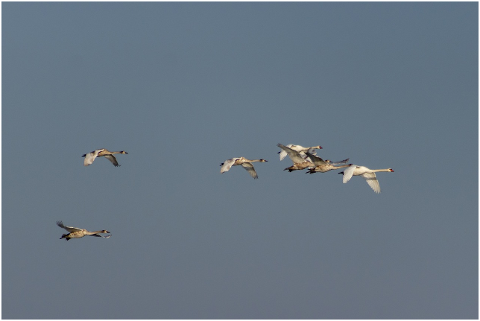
(278, 144), (294, 161)
(277, 144), (305, 164)
(362, 172), (381, 193)
(342, 165), (356, 183)
(220, 158), (238, 174)
(83, 151), (97, 166)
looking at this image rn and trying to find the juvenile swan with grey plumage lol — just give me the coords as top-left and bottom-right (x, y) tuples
(305, 151), (351, 174)
(56, 221), (111, 241)
(82, 148), (128, 167)
(220, 157), (268, 179)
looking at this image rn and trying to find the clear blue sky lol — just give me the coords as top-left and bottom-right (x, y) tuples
(2, 2), (477, 319)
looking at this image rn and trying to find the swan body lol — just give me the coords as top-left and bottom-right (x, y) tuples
(278, 144), (322, 161)
(277, 144), (315, 172)
(305, 151), (351, 174)
(82, 148), (128, 167)
(339, 165), (394, 193)
(57, 221), (111, 241)
(220, 157), (268, 179)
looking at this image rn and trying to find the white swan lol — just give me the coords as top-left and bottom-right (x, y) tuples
(82, 148), (128, 167)
(339, 165), (394, 193)
(277, 144), (314, 172)
(220, 157), (268, 179)
(56, 221), (111, 241)
(278, 144), (322, 161)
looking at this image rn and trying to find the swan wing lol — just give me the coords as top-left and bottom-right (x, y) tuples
(278, 144), (294, 161)
(299, 151), (313, 162)
(305, 151), (326, 166)
(330, 158), (350, 165)
(220, 158), (237, 174)
(289, 144), (306, 152)
(277, 144), (305, 164)
(241, 162), (258, 179)
(104, 154), (120, 167)
(362, 172), (380, 193)
(342, 165), (356, 183)
(56, 221), (82, 233)
(90, 233), (112, 238)
(83, 151), (97, 166)
(304, 148), (318, 156)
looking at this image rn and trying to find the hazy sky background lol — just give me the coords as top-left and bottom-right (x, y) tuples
(2, 2), (477, 319)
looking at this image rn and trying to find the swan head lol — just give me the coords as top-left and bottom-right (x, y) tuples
(259, 159), (268, 162)
(120, 151), (128, 154)
(313, 145), (323, 149)
(388, 168), (394, 172)
(101, 230), (110, 234)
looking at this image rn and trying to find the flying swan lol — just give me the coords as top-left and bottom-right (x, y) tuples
(82, 148), (128, 167)
(338, 165), (394, 193)
(57, 221), (111, 241)
(220, 157), (268, 179)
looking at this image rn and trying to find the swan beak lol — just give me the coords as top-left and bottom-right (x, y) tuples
(390, 169), (394, 172)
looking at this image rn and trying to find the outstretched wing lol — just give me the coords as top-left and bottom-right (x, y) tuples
(241, 162), (258, 179)
(342, 165), (356, 183)
(361, 172), (380, 193)
(220, 158), (237, 174)
(56, 221), (82, 233)
(83, 151), (97, 166)
(277, 144), (305, 164)
(330, 158), (350, 165)
(305, 151), (327, 166)
(278, 144), (294, 161)
(90, 234), (112, 238)
(104, 154), (120, 167)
